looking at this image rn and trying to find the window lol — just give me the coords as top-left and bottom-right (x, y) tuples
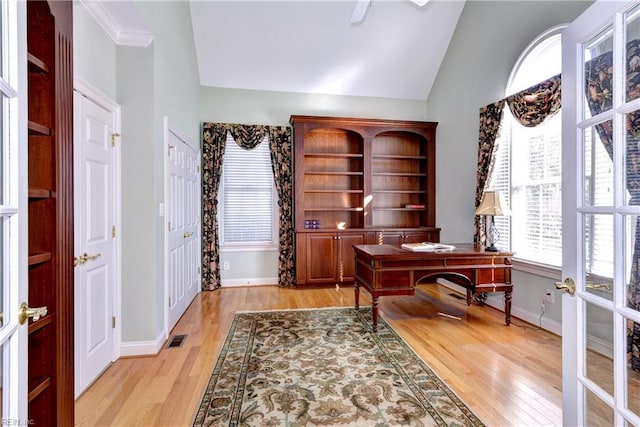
(492, 25), (618, 277)
(490, 26), (563, 267)
(219, 132), (277, 249)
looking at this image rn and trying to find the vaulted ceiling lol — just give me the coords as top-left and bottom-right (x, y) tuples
(87, 0), (466, 101)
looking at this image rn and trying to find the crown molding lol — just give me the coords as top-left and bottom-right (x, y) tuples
(80, 0), (153, 48)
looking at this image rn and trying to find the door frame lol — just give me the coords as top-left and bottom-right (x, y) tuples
(73, 76), (122, 361)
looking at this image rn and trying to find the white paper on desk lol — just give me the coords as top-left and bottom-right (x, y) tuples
(401, 242), (456, 252)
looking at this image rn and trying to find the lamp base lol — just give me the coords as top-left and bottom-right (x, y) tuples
(485, 243), (499, 252)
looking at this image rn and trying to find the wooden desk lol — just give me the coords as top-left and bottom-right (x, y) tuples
(353, 244), (514, 332)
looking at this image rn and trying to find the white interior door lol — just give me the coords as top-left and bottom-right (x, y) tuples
(167, 130), (186, 332)
(166, 119), (200, 333)
(73, 90), (118, 397)
(0, 0), (27, 420)
(562, 1), (640, 425)
(184, 144), (201, 310)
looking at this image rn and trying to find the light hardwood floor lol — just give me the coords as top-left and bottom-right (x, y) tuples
(75, 284), (565, 426)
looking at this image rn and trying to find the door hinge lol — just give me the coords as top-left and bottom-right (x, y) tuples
(111, 133), (121, 147)
(168, 297), (171, 307)
(197, 165), (200, 173)
(111, 225), (116, 238)
(168, 221), (171, 231)
(112, 316), (116, 329)
(168, 144), (174, 156)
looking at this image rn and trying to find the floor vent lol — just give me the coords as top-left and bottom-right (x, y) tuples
(166, 334), (187, 349)
(448, 293), (465, 300)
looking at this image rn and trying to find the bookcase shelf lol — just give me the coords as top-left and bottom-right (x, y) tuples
(291, 115), (440, 287)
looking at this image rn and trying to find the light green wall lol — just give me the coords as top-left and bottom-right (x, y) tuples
(117, 45), (157, 341)
(200, 86), (428, 125)
(427, 0), (593, 326)
(73, 1), (201, 343)
(73, 3), (117, 99)
(134, 0), (201, 339)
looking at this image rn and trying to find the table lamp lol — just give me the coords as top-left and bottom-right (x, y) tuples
(475, 190), (509, 252)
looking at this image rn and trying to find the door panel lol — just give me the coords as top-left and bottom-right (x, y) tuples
(166, 122), (200, 332)
(306, 234), (337, 283)
(167, 138), (186, 330)
(74, 91), (116, 397)
(562, 2), (640, 425)
(338, 233), (364, 281)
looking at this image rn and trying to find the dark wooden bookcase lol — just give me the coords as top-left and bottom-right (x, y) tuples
(27, 1), (74, 424)
(291, 115), (440, 287)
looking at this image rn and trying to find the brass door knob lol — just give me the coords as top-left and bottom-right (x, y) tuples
(74, 252), (101, 266)
(555, 277), (576, 296)
(18, 302), (47, 325)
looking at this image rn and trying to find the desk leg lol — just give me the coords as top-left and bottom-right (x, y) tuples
(372, 297), (379, 332)
(354, 282), (360, 310)
(504, 290), (512, 326)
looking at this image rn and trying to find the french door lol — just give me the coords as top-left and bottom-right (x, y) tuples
(165, 119), (201, 334)
(562, 1), (640, 424)
(0, 0), (28, 420)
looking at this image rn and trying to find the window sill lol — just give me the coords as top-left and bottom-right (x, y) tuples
(512, 258), (562, 280)
(220, 244), (278, 253)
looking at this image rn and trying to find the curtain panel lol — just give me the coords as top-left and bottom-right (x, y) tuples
(474, 100), (505, 248)
(268, 126), (295, 288)
(474, 73), (562, 247)
(201, 123), (228, 290)
(201, 122), (294, 290)
(585, 40), (640, 371)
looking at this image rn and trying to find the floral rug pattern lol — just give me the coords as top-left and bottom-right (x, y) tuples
(193, 307), (484, 426)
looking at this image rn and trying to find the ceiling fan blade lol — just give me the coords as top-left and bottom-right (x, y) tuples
(350, 0), (370, 24)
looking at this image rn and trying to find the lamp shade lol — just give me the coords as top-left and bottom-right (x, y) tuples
(475, 190), (510, 216)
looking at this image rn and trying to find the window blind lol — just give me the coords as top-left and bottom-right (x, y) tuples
(220, 132), (276, 245)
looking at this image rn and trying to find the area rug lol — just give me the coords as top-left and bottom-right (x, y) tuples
(192, 307), (484, 426)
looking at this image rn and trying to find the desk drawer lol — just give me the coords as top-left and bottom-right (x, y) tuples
(475, 268), (509, 284)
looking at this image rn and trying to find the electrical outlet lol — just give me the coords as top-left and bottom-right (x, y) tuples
(223, 261), (230, 271)
(545, 289), (555, 304)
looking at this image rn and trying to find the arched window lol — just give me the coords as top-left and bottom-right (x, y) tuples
(490, 26), (564, 268)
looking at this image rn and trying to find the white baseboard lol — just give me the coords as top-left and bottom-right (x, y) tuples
(436, 280), (562, 335)
(119, 330), (167, 357)
(221, 277), (278, 287)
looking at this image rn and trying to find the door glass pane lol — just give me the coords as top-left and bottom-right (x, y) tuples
(585, 387), (614, 427)
(626, 316), (640, 417)
(585, 301), (613, 395)
(626, 4), (640, 102)
(584, 27), (614, 120)
(625, 112), (640, 207)
(584, 214), (614, 300)
(584, 122), (614, 207)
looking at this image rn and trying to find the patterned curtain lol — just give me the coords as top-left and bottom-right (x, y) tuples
(201, 123), (227, 290)
(474, 100), (505, 247)
(201, 122), (294, 290)
(474, 74), (562, 246)
(227, 124), (269, 150)
(268, 126), (295, 287)
(585, 40), (640, 371)
(505, 74), (561, 127)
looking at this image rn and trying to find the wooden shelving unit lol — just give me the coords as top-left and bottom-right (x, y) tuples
(27, 1), (74, 424)
(291, 115), (440, 287)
